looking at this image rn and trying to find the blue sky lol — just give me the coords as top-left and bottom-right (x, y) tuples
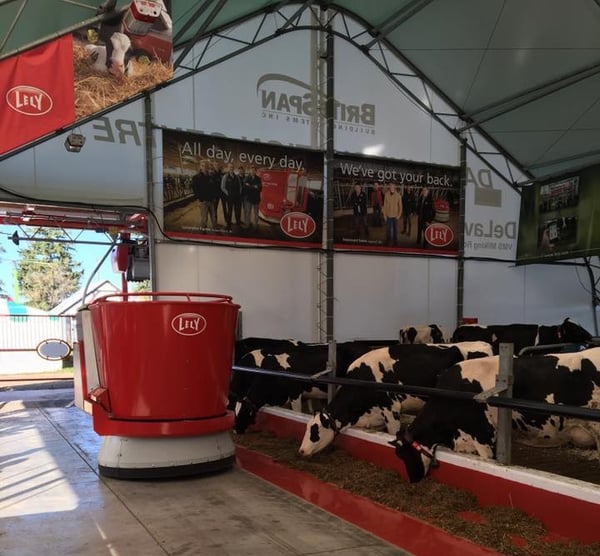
(0, 225), (120, 301)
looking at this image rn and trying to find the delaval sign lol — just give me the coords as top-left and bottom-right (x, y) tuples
(257, 74), (376, 135)
(464, 153), (522, 260)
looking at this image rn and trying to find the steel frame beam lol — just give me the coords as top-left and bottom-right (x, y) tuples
(1, 1), (532, 192)
(0, 0), (28, 54)
(171, 4), (530, 189)
(363, 0), (434, 50)
(173, 0), (229, 69)
(526, 147), (600, 171)
(172, 0), (216, 45)
(461, 59), (600, 132)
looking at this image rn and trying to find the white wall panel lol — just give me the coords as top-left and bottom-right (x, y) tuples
(153, 58), (197, 131)
(334, 254), (456, 340)
(334, 39), (459, 166)
(155, 31), (314, 148)
(0, 149), (36, 200)
(523, 263), (593, 329)
(430, 120), (461, 167)
(0, 100), (147, 205)
(155, 243), (318, 340)
(463, 261), (526, 324)
(463, 260), (595, 332)
(428, 257), (458, 330)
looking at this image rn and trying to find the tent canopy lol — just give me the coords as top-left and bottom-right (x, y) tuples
(2, 0), (600, 180)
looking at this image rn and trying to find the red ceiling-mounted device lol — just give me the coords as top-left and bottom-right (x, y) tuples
(123, 0), (162, 35)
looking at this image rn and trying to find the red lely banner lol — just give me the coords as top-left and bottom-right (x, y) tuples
(0, 35), (75, 156)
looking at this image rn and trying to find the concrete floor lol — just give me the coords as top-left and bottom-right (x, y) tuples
(0, 387), (410, 556)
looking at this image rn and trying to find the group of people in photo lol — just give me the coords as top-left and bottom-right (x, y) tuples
(190, 160), (263, 232)
(348, 182), (436, 246)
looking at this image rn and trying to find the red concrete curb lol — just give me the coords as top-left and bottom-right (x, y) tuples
(235, 445), (500, 556)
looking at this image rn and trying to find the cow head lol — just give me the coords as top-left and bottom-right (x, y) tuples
(234, 397), (258, 434)
(559, 318), (593, 344)
(399, 327), (418, 344)
(108, 32), (134, 76)
(298, 410), (340, 456)
(429, 324), (447, 344)
(388, 429), (438, 483)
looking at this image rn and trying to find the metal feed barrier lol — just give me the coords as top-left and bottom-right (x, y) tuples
(232, 341), (600, 466)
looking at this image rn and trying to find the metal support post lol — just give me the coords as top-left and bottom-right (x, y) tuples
(324, 22), (336, 400)
(496, 342), (514, 464)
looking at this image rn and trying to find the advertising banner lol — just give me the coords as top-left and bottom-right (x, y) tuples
(0, 36), (75, 156)
(517, 164), (600, 263)
(0, 1), (172, 158)
(73, 0), (172, 122)
(464, 149), (523, 261)
(162, 129), (324, 247)
(332, 155), (460, 254)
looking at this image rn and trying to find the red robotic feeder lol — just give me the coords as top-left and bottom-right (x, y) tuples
(78, 292), (240, 479)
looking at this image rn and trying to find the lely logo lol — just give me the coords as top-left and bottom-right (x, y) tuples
(171, 313), (207, 336)
(6, 86), (53, 116)
(280, 212), (316, 239)
(425, 223), (454, 247)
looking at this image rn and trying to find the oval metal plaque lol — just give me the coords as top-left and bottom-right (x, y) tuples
(36, 339), (72, 361)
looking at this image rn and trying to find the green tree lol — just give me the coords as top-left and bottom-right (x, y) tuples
(132, 279), (151, 292)
(15, 228), (83, 310)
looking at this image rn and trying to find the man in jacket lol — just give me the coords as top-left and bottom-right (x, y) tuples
(350, 184), (369, 239)
(401, 185), (416, 236)
(191, 162), (217, 230)
(383, 183), (402, 246)
(221, 163), (242, 231)
(242, 166), (262, 230)
(370, 182), (384, 227)
(416, 187), (435, 247)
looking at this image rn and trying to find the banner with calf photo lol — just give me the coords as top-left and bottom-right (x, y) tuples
(162, 129), (324, 247)
(332, 154), (460, 254)
(0, 1), (172, 158)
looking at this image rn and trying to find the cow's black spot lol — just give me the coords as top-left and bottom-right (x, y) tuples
(309, 423), (321, 443)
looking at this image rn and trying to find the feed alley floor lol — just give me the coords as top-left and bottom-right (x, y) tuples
(0, 386), (411, 556)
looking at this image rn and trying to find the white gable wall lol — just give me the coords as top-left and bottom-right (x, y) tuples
(0, 19), (594, 341)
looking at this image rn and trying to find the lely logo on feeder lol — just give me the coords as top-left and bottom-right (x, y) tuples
(425, 223), (454, 247)
(6, 86), (53, 116)
(171, 313), (207, 336)
(280, 212), (316, 238)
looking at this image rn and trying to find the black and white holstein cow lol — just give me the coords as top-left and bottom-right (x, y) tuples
(451, 318), (592, 355)
(233, 340), (399, 434)
(400, 324), (448, 344)
(229, 338), (306, 411)
(390, 347), (600, 483)
(298, 342), (493, 456)
(86, 32), (134, 76)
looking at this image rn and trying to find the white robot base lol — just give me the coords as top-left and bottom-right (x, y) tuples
(97, 431), (236, 479)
